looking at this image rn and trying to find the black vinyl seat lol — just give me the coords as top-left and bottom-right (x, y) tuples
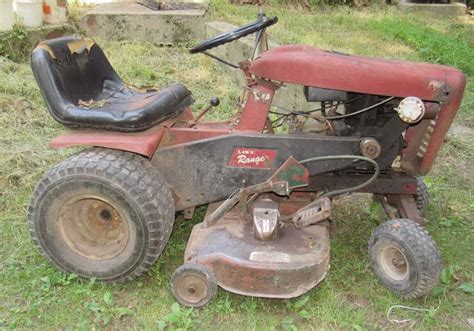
(31, 36), (194, 132)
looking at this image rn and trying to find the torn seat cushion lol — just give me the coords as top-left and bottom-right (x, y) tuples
(31, 36), (194, 132)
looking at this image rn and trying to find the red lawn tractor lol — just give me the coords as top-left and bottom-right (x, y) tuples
(29, 14), (466, 307)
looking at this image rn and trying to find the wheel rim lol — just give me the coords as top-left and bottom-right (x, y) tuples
(174, 271), (209, 304)
(58, 196), (130, 260)
(379, 246), (409, 281)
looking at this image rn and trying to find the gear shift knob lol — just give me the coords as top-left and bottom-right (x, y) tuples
(210, 97), (220, 107)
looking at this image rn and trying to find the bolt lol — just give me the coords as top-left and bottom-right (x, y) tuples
(188, 284), (197, 294)
(100, 209), (112, 221)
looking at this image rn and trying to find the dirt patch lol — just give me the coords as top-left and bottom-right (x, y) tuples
(448, 123), (474, 180)
(345, 293), (371, 309)
(451, 123), (474, 142)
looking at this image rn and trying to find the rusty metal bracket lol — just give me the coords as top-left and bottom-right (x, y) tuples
(183, 207), (195, 220)
(387, 194), (424, 224)
(206, 180), (288, 227)
(206, 157), (309, 227)
(374, 194), (397, 220)
(292, 196), (331, 228)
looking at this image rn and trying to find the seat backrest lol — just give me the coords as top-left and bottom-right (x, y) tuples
(31, 36), (122, 122)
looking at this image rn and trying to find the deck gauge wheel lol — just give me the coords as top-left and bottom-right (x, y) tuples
(171, 263), (217, 307)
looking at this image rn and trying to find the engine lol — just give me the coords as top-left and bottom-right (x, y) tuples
(284, 87), (401, 137)
(273, 87), (407, 170)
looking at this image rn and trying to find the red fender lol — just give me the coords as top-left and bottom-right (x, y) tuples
(49, 109), (195, 158)
(49, 126), (166, 158)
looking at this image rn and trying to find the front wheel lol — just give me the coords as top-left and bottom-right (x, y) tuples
(415, 177), (429, 215)
(368, 219), (441, 298)
(28, 148), (175, 282)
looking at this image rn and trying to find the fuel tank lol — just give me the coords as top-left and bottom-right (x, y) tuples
(249, 45), (466, 103)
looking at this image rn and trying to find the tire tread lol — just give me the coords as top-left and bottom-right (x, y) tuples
(28, 147), (174, 283)
(368, 218), (441, 298)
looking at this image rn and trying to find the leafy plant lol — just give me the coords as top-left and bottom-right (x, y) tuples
(280, 316), (297, 331)
(157, 303), (198, 330)
(432, 266), (473, 297)
(0, 24), (30, 62)
(86, 291), (133, 326)
(287, 295), (311, 321)
(457, 283), (474, 294)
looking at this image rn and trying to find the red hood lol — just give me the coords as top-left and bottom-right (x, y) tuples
(249, 45), (466, 102)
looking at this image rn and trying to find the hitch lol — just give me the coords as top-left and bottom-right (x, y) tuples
(205, 156), (309, 227)
(252, 199), (280, 241)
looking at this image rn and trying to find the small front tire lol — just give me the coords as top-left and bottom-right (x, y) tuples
(415, 177), (429, 215)
(368, 219), (441, 298)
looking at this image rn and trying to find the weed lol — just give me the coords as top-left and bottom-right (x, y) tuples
(0, 24), (30, 62)
(157, 303), (198, 330)
(85, 291), (133, 326)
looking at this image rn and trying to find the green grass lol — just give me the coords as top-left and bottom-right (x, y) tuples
(1, 2), (473, 330)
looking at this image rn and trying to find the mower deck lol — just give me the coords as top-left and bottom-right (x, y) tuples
(184, 204), (330, 298)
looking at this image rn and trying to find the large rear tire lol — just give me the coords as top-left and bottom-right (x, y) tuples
(28, 148), (175, 282)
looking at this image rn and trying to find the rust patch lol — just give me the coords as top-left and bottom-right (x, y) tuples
(184, 216), (330, 298)
(428, 80), (451, 102)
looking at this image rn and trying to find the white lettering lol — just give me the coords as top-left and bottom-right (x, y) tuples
(237, 154), (267, 166)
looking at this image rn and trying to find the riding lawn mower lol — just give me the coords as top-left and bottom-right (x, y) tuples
(28, 14), (466, 307)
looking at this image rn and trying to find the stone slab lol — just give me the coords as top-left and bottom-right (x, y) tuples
(80, 3), (206, 44)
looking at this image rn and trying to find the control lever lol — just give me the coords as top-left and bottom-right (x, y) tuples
(194, 97), (220, 123)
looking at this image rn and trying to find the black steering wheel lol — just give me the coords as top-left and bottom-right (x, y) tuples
(189, 16), (278, 54)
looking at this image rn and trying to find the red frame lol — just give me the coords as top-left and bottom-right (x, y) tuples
(50, 82), (277, 155)
(50, 45), (466, 175)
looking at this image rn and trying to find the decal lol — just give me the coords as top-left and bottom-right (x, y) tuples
(250, 251), (291, 263)
(227, 147), (277, 169)
(252, 90), (271, 102)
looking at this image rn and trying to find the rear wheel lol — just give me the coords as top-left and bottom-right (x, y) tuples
(28, 148), (175, 282)
(368, 219), (441, 298)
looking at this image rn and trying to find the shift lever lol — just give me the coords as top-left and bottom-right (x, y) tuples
(194, 97), (220, 122)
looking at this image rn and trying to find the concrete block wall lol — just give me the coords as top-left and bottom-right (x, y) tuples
(206, 21), (311, 112)
(80, 3), (206, 44)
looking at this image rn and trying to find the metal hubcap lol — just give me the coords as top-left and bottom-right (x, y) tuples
(379, 246), (409, 281)
(58, 197), (130, 260)
(175, 272), (209, 304)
